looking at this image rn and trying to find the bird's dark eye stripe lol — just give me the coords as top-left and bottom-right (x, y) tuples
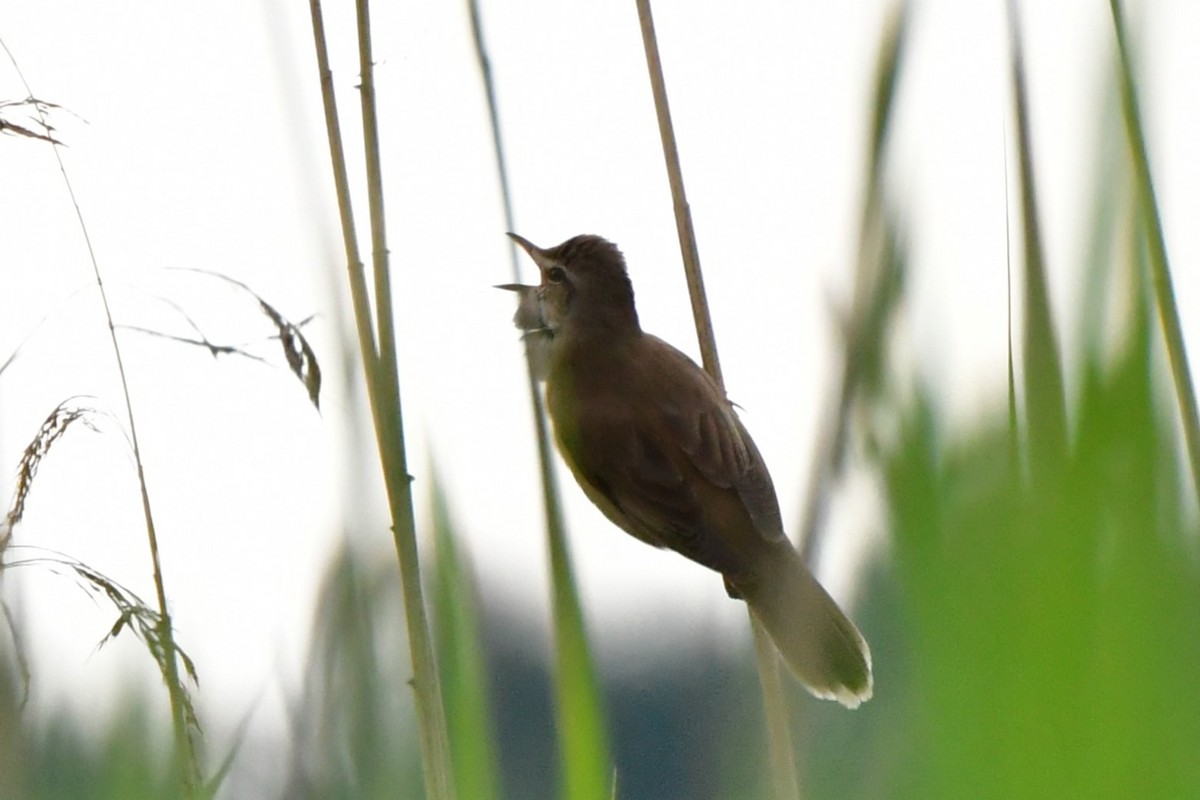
(547, 266), (567, 283)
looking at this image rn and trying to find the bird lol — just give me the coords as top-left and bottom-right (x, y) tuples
(501, 232), (872, 708)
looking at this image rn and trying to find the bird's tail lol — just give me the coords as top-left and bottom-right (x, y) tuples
(739, 546), (873, 708)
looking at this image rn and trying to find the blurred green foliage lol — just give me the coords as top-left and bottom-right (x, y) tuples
(0, 661), (177, 800)
(281, 547), (425, 799)
(879, 320), (1200, 798)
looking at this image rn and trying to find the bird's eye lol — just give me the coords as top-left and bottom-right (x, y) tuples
(546, 266), (567, 284)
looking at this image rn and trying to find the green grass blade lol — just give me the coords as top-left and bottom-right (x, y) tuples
(431, 481), (503, 800)
(1007, 0), (1069, 472)
(1109, 0), (1200, 503)
(546, 522), (614, 800)
(464, 2), (614, 796)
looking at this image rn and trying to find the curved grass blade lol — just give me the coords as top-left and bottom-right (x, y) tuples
(1, 36), (201, 791)
(144, 269), (323, 410)
(799, 0), (910, 564)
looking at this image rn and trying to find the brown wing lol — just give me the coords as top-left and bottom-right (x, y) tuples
(547, 334), (785, 579)
(655, 347), (787, 546)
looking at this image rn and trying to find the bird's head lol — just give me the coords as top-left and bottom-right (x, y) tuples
(506, 233), (640, 336)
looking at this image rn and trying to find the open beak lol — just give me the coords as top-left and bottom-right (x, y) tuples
(496, 282), (544, 332)
(506, 231), (537, 255)
(506, 232), (554, 272)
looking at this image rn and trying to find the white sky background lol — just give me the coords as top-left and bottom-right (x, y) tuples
(1, 0), (1197, 780)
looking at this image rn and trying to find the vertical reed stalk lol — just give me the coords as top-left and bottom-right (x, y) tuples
(307, 3), (456, 797)
(633, 3), (801, 798)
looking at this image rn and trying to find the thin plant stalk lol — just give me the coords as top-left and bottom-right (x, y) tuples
(0, 36), (201, 796)
(633, 0), (723, 386)
(633, 3), (801, 798)
(355, 0), (458, 794)
(466, 2), (615, 796)
(1007, 0), (1070, 473)
(1109, 0), (1200, 503)
(307, 3), (456, 798)
(355, 0), (401, 417)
